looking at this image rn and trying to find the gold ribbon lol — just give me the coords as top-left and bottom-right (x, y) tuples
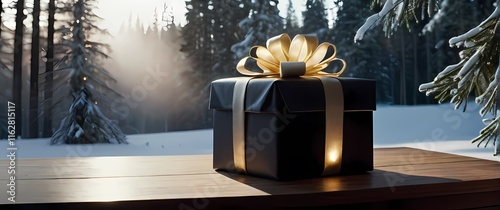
(233, 33), (346, 176)
(236, 33), (346, 77)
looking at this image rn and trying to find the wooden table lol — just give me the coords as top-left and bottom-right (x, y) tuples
(1, 147), (499, 209)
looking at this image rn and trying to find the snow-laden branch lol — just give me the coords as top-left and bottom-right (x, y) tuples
(449, 5), (500, 47)
(435, 61), (464, 80)
(455, 49), (480, 82)
(449, 27), (482, 48)
(354, 0), (399, 42)
(476, 58), (500, 106)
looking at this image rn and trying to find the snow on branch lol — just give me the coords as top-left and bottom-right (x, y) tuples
(476, 56), (500, 108)
(449, 5), (500, 47)
(455, 50), (480, 83)
(354, 0), (399, 42)
(439, 62), (463, 77)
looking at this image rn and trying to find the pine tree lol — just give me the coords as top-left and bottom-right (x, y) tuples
(160, 10), (182, 131)
(284, 0), (300, 36)
(162, 3), (175, 30)
(180, 0), (219, 129)
(212, 0), (252, 77)
(332, 0), (394, 103)
(51, 0), (126, 144)
(0, 5), (7, 85)
(29, 0), (41, 138)
(13, 0), (24, 137)
(43, 0), (56, 137)
(182, 0), (216, 75)
(135, 15), (143, 34)
(0, 0), (9, 85)
(302, 0), (329, 40)
(0, 0), (4, 48)
(357, 0), (500, 155)
(0, 0), (2, 33)
(231, 0), (283, 59)
(0, 0), (13, 139)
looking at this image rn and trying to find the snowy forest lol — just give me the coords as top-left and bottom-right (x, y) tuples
(0, 0), (497, 141)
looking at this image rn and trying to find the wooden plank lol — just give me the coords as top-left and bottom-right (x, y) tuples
(2, 170), (499, 208)
(0, 155), (216, 180)
(1, 147), (497, 180)
(1, 147), (499, 209)
(373, 147), (496, 167)
(378, 160), (500, 181)
(393, 190), (500, 209)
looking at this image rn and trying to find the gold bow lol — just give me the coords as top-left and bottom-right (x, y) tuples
(233, 33), (346, 177)
(236, 33), (346, 77)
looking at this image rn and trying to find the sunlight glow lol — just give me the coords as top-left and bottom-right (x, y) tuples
(94, 0), (187, 35)
(49, 157), (137, 202)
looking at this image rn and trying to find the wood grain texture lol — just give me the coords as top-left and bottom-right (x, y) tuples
(1, 147), (499, 210)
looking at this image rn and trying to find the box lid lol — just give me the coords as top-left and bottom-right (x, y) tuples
(209, 77), (376, 112)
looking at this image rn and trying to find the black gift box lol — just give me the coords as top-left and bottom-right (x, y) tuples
(209, 77), (376, 180)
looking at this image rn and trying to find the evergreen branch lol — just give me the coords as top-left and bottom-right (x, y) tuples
(358, 0), (500, 154)
(356, 0), (441, 41)
(449, 8), (500, 47)
(85, 46), (110, 59)
(471, 116), (498, 147)
(86, 64), (116, 81)
(419, 4), (500, 151)
(480, 87), (497, 116)
(81, 74), (120, 97)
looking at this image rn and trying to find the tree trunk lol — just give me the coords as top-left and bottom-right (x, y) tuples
(13, 0), (24, 137)
(29, 0), (40, 138)
(425, 33), (433, 104)
(0, 0), (3, 38)
(43, 0), (55, 137)
(413, 33), (418, 105)
(400, 32), (407, 105)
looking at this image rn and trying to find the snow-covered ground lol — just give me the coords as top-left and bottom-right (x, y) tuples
(1, 104), (498, 161)
(374, 103), (497, 161)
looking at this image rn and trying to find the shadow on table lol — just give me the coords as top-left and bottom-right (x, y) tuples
(209, 169), (460, 210)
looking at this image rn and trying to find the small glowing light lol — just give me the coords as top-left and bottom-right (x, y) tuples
(83, 77), (87, 81)
(94, 101), (98, 105)
(328, 150), (339, 163)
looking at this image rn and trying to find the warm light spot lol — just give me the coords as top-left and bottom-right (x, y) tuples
(94, 101), (98, 105)
(83, 77), (87, 81)
(328, 150), (339, 163)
